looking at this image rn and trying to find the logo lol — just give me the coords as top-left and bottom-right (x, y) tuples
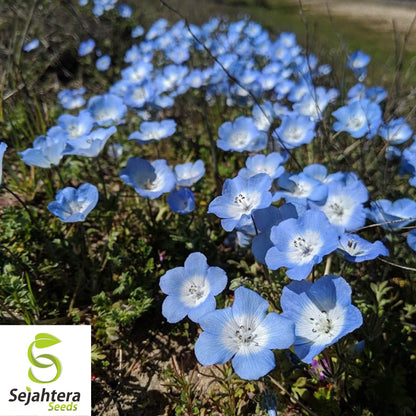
(27, 333), (62, 384)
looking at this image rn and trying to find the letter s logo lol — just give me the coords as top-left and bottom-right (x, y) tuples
(27, 333), (62, 384)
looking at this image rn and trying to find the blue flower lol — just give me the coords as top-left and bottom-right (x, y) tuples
(238, 152), (286, 180)
(87, 94), (127, 126)
(55, 112), (94, 140)
(119, 157), (176, 199)
(337, 233), (388, 262)
(0, 142), (7, 184)
(274, 114), (316, 149)
(347, 51), (370, 81)
(365, 198), (416, 231)
(19, 134), (66, 168)
(174, 160), (205, 187)
(407, 229), (416, 251)
(309, 178), (368, 232)
(58, 87), (86, 110)
(131, 25), (144, 38)
(332, 99), (382, 139)
(117, 3), (132, 18)
(23, 38), (39, 52)
(208, 174), (272, 232)
(168, 188), (196, 214)
(123, 82), (154, 109)
(159, 252), (227, 323)
(47, 183), (99, 223)
(129, 119), (176, 144)
(96, 55), (111, 71)
(379, 118), (413, 145)
(265, 210), (339, 280)
(195, 286), (295, 380)
(217, 116), (266, 152)
(281, 274), (363, 363)
(62, 126), (117, 157)
(78, 38), (95, 56)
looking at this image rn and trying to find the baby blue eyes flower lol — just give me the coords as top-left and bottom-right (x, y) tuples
(159, 252), (227, 323)
(87, 94), (127, 126)
(19, 134), (66, 168)
(131, 25), (144, 38)
(47, 183), (99, 223)
(379, 118), (413, 145)
(195, 286), (295, 380)
(119, 157), (176, 199)
(217, 116), (266, 152)
(168, 188), (196, 214)
(265, 210), (339, 280)
(208, 174), (272, 232)
(274, 114), (316, 149)
(58, 87), (86, 110)
(347, 50), (370, 81)
(365, 198), (416, 230)
(337, 234), (388, 262)
(78, 38), (95, 56)
(332, 99), (382, 139)
(407, 230), (416, 251)
(96, 55), (111, 71)
(239, 152), (286, 180)
(23, 38), (39, 52)
(0, 142), (7, 184)
(117, 3), (132, 18)
(281, 274), (363, 363)
(174, 160), (205, 187)
(129, 119), (176, 144)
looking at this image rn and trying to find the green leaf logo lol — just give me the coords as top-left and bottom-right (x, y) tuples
(27, 333), (62, 384)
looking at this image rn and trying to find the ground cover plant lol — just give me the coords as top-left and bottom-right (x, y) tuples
(1, 0), (416, 415)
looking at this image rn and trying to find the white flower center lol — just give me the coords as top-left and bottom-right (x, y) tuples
(345, 112), (366, 131)
(297, 303), (345, 345)
(287, 231), (322, 264)
(180, 276), (210, 307)
(342, 239), (365, 256)
(221, 314), (269, 355)
(323, 195), (354, 226)
(94, 108), (117, 123)
(64, 200), (91, 216)
(230, 192), (260, 216)
(285, 126), (304, 143)
(230, 130), (251, 148)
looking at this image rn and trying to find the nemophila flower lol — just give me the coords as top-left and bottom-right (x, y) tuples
(195, 286), (295, 380)
(309, 178), (368, 232)
(87, 94), (127, 126)
(58, 87), (86, 110)
(0, 142), (7, 184)
(217, 116), (266, 152)
(19, 134), (66, 168)
(239, 152), (286, 180)
(78, 38), (95, 56)
(273, 172), (328, 208)
(54, 112), (94, 140)
(208, 174), (272, 232)
(385, 145), (402, 161)
(407, 229), (416, 251)
(47, 183), (99, 223)
(293, 87), (338, 122)
(159, 252), (227, 323)
(62, 126), (117, 157)
(265, 210), (339, 280)
(281, 274), (363, 363)
(120, 157), (176, 199)
(274, 114), (316, 149)
(121, 62), (153, 83)
(347, 50), (370, 81)
(365, 198), (416, 230)
(79, 0), (88, 5)
(174, 160), (205, 187)
(123, 82), (154, 109)
(366, 86), (387, 104)
(252, 101), (275, 132)
(332, 99), (382, 139)
(337, 233), (388, 262)
(251, 204), (299, 264)
(131, 25), (144, 38)
(96, 55), (111, 71)
(117, 3), (131, 18)
(129, 119), (176, 145)
(379, 118), (413, 145)
(23, 38), (39, 52)
(168, 188), (196, 214)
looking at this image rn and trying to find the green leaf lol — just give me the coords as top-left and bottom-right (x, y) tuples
(34, 333), (61, 348)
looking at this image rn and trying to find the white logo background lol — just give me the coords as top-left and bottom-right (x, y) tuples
(0, 325), (91, 416)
